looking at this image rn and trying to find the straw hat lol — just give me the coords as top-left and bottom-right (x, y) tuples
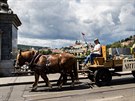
(94, 38), (99, 42)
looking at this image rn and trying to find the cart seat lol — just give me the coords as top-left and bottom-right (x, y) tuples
(94, 45), (107, 65)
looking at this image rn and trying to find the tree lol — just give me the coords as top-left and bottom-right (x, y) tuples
(40, 49), (52, 55)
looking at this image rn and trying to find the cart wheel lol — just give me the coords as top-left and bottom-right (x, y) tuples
(132, 71), (135, 78)
(94, 68), (112, 87)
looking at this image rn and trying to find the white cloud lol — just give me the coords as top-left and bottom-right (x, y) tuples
(8, 0), (135, 48)
(18, 37), (75, 48)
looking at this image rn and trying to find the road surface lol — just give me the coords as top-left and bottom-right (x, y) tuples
(0, 74), (135, 101)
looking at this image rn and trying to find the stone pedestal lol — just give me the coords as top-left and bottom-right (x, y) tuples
(0, 13), (21, 76)
(0, 31), (1, 61)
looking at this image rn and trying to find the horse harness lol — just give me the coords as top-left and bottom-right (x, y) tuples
(29, 53), (61, 73)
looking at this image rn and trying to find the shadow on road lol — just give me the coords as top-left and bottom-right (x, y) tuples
(30, 77), (135, 92)
(30, 81), (94, 92)
(111, 77), (135, 86)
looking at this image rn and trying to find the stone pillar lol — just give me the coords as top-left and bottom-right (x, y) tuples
(0, 30), (2, 61)
(0, 0), (21, 76)
(0, 13), (21, 60)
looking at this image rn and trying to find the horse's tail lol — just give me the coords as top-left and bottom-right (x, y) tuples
(73, 58), (79, 81)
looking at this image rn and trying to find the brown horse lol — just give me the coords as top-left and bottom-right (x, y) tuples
(15, 50), (78, 91)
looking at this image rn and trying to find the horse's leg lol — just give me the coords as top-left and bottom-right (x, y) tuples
(57, 73), (63, 86)
(63, 73), (67, 85)
(57, 72), (65, 89)
(32, 72), (39, 91)
(41, 73), (52, 89)
(70, 71), (75, 87)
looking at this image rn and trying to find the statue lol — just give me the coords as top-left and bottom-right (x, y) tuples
(0, 0), (13, 14)
(1, 0), (7, 3)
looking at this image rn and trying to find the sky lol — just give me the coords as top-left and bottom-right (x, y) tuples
(8, 0), (135, 48)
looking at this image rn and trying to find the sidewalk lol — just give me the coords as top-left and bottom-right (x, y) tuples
(0, 74), (87, 86)
(0, 74), (60, 86)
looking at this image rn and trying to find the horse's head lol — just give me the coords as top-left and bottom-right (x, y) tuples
(15, 50), (36, 68)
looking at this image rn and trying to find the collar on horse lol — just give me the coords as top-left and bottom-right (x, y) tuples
(29, 52), (41, 68)
(28, 53), (50, 71)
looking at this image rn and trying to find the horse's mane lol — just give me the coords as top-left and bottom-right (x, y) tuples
(21, 49), (30, 52)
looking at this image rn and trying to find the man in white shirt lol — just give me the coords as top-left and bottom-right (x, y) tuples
(81, 38), (101, 66)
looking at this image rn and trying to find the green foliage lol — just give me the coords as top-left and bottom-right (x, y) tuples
(124, 37), (130, 41)
(39, 49), (52, 55)
(106, 44), (111, 48)
(107, 42), (122, 48)
(107, 35), (135, 48)
(86, 50), (90, 55)
(110, 42), (122, 48)
(18, 44), (47, 50)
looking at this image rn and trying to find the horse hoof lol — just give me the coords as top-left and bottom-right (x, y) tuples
(47, 84), (52, 89)
(49, 86), (52, 89)
(63, 81), (67, 85)
(45, 84), (49, 87)
(31, 86), (37, 92)
(32, 83), (37, 88)
(70, 83), (75, 88)
(31, 88), (37, 92)
(57, 85), (62, 90)
(46, 86), (52, 91)
(75, 80), (79, 83)
(32, 84), (35, 88)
